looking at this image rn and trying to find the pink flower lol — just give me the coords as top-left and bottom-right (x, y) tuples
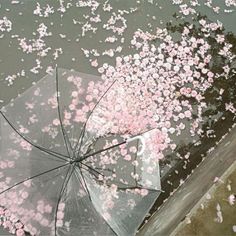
(21, 192), (28, 199)
(0, 161), (7, 169)
(44, 204), (52, 213)
(40, 218), (49, 227)
(184, 110), (192, 118)
(105, 200), (114, 209)
(16, 229), (25, 236)
(19, 127), (29, 134)
(91, 60), (98, 67)
(7, 161), (15, 168)
(35, 213), (42, 221)
(120, 149), (127, 156)
(124, 154), (131, 161)
(31, 227), (37, 235)
(129, 146), (137, 153)
(82, 105), (89, 113)
(36, 204), (44, 214)
(4, 209), (11, 217)
(191, 90), (198, 97)
(58, 203), (65, 211)
(69, 104), (76, 110)
(57, 211), (64, 220)
(98, 67), (105, 74)
(23, 180), (31, 188)
(3, 220), (12, 229)
(179, 113), (185, 119)
(64, 111), (71, 120)
(85, 95), (93, 102)
(72, 98), (78, 105)
(228, 195), (235, 205)
(56, 220), (63, 227)
(140, 189), (149, 196)
(71, 91), (78, 97)
(52, 119), (60, 126)
(147, 167), (154, 174)
(19, 141), (32, 151)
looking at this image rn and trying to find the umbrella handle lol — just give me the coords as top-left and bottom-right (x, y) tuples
(127, 136), (145, 156)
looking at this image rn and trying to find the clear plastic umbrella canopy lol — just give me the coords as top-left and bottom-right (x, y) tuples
(0, 68), (161, 236)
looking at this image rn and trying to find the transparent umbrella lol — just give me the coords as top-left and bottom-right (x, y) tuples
(0, 68), (161, 236)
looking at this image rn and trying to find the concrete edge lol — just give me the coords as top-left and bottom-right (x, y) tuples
(170, 160), (236, 236)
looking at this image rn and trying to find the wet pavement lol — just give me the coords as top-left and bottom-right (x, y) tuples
(138, 125), (236, 236)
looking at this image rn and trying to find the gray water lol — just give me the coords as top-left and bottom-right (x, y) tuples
(1, 0), (235, 106)
(0, 0), (236, 235)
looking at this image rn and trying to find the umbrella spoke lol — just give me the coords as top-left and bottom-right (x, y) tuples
(116, 186), (161, 192)
(79, 140), (127, 162)
(77, 166), (92, 201)
(79, 127), (157, 162)
(54, 165), (74, 236)
(92, 167), (115, 174)
(0, 111), (69, 162)
(0, 163), (70, 195)
(80, 163), (105, 178)
(55, 67), (73, 158)
(73, 167), (92, 202)
(80, 166), (100, 180)
(78, 171), (160, 192)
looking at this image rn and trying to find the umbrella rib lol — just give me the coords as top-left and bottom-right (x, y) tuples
(79, 140), (127, 162)
(84, 176), (160, 192)
(79, 127), (157, 162)
(90, 166), (115, 174)
(74, 167), (92, 201)
(0, 111), (68, 162)
(80, 163), (104, 176)
(74, 79), (117, 155)
(77, 166), (92, 201)
(116, 186), (161, 191)
(82, 161), (115, 173)
(55, 67), (72, 158)
(0, 163), (69, 195)
(93, 176), (161, 192)
(54, 165), (74, 236)
(79, 166), (161, 192)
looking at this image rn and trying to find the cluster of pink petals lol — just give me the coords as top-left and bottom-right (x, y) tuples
(0, 139), (56, 235)
(56, 203), (65, 227)
(103, 13), (127, 35)
(33, 3), (54, 18)
(173, 0), (236, 15)
(96, 16), (234, 156)
(0, 207), (26, 236)
(0, 17), (12, 33)
(18, 23), (51, 56)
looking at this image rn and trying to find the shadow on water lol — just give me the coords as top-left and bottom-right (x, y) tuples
(141, 13), (236, 226)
